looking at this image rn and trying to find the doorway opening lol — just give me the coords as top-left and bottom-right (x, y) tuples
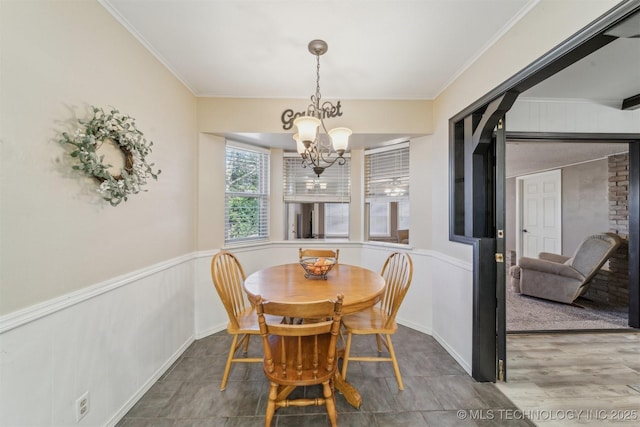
(505, 139), (631, 333)
(449, 2), (640, 382)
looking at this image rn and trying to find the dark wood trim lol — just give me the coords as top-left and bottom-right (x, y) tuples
(464, 116), (475, 237)
(450, 1), (640, 124)
(472, 93), (519, 151)
(622, 94), (640, 111)
(506, 132), (640, 142)
(472, 238), (497, 382)
(629, 141), (640, 328)
(495, 119), (507, 381)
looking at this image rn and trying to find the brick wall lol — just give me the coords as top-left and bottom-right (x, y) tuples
(583, 153), (629, 306)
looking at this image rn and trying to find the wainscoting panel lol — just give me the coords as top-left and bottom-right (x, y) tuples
(507, 98), (640, 134)
(429, 251), (474, 375)
(0, 257), (195, 427)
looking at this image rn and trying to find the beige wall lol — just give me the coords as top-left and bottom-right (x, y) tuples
(0, 0), (198, 314)
(197, 97), (433, 135)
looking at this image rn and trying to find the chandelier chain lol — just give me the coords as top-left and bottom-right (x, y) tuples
(292, 39), (351, 177)
(315, 53), (322, 114)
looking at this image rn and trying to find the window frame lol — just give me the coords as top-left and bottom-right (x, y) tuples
(224, 141), (270, 244)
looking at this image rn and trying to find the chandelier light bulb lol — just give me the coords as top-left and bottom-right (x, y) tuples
(328, 127), (351, 154)
(293, 134), (306, 154)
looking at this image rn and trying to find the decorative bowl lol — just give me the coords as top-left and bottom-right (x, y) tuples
(299, 257), (336, 280)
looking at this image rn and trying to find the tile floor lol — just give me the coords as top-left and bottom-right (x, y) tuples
(117, 325), (532, 426)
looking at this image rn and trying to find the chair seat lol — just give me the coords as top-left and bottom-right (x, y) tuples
(341, 306), (397, 334)
(229, 307), (280, 334)
(263, 334), (337, 386)
(341, 251), (412, 392)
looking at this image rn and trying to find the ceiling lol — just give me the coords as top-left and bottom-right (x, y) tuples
(506, 141), (628, 178)
(101, 0), (537, 99)
(100, 0), (536, 149)
(100, 0), (639, 157)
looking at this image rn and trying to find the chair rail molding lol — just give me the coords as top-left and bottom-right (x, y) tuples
(0, 253), (195, 334)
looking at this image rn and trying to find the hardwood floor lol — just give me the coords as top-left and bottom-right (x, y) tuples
(496, 332), (640, 426)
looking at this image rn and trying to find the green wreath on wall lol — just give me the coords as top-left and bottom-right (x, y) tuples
(60, 106), (160, 206)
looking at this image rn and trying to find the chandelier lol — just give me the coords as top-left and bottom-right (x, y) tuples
(293, 39), (352, 177)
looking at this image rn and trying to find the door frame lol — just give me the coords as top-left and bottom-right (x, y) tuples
(449, 1), (640, 382)
(515, 169), (562, 263)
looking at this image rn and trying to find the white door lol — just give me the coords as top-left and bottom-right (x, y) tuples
(516, 170), (562, 261)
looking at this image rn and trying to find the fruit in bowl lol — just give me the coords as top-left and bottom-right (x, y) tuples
(300, 257), (336, 279)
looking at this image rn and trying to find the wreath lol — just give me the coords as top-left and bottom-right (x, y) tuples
(60, 106), (160, 206)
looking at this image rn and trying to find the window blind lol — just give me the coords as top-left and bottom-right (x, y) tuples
(283, 154), (351, 203)
(324, 203), (350, 237)
(225, 143), (270, 243)
(365, 143), (410, 202)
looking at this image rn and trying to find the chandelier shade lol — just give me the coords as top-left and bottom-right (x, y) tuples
(328, 127), (351, 153)
(291, 39), (351, 177)
(293, 116), (321, 145)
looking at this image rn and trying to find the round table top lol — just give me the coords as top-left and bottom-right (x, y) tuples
(244, 263), (385, 314)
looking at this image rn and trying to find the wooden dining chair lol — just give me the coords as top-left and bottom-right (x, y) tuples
(253, 294), (344, 427)
(340, 252), (413, 390)
(210, 250), (263, 391)
(299, 248), (339, 263)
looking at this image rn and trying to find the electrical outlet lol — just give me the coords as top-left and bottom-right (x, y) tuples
(76, 391), (89, 423)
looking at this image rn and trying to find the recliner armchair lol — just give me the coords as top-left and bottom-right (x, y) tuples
(509, 232), (622, 304)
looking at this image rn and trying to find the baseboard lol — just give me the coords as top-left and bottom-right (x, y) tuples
(106, 335), (195, 427)
(397, 318), (432, 336)
(431, 330), (472, 375)
(195, 323), (227, 340)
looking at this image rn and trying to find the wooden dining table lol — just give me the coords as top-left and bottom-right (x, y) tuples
(244, 262), (386, 408)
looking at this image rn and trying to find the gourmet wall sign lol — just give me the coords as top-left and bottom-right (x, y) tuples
(281, 101), (344, 130)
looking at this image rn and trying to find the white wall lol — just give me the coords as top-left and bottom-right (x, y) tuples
(0, 259), (194, 426)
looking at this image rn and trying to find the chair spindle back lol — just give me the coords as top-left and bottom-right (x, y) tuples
(211, 251), (248, 329)
(255, 295), (344, 382)
(379, 252), (413, 328)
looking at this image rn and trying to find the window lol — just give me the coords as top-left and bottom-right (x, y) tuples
(324, 203), (349, 237)
(369, 202), (390, 236)
(225, 142), (269, 243)
(283, 154), (351, 239)
(398, 199), (410, 230)
(365, 143), (410, 243)
(283, 154), (350, 203)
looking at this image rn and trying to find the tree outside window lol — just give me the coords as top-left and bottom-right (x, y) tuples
(225, 144), (269, 243)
